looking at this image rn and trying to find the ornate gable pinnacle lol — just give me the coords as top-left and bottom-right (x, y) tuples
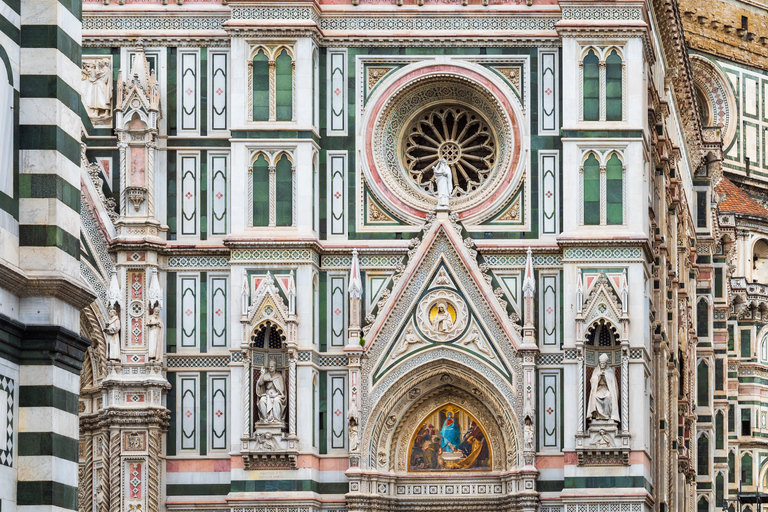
(349, 249), (362, 300)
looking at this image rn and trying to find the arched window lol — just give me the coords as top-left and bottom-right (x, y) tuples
(742, 452), (753, 485)
(606, 50), (622, 121)
(606, 153), (623, 225)
(697, 497), (709, 512)
(583, 50), (599, 121)
(252, 49), (269, 121)
(728, 451), (735, 482)
(697, 434), (709, 475)
(697, 299), (709, 337)
(697, 360), (709, 407)
(583, 153), (600, 225)
(275, 154), (293, 226)
(754, 239), (768, 283)
(252, 154), (270, 226)
(716, 411), (724, 450)
(275, 49), (293, 121)
(716, 473), (725, 507)
(762, 336), (768, 362)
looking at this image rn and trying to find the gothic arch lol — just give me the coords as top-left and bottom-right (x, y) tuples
(361, 356), (521, 473)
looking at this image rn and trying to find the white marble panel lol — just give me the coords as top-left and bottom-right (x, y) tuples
(17, 456), (78, 487)
(18, 407), (78, 438)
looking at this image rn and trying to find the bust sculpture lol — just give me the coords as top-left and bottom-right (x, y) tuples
(256, 358), (287, 424)
(586, 353), (620, 423)
(434, 158), (453, 208)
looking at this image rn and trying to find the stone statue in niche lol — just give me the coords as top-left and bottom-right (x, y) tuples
(81, 57), (112, 124)
(104, 308), (121, 361)
(431, 302), (454, 332)
(587, 353), (620, 423)
(256, 358), (287, 424)
(523, 416), (534, 452)
(146, 307), (164, 362)
(434, 158), (453, 208)
(348, 407), (360, 452)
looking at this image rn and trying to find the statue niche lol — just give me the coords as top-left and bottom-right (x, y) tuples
(250, 321), (288, 428)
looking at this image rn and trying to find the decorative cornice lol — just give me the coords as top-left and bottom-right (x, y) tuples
(0, 264), (97, 311)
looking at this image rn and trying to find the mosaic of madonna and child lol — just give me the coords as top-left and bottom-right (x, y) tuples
(408, 405), (491, 471)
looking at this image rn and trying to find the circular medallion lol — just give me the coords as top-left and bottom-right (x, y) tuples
(129, 300), (144, 318)
(416, 289), (468, 342)
(363, 63), (524, 225)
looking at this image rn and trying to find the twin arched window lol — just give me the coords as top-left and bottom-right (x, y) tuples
(582, 48), (623, 122)
(582, 152), (624, 226)
(251, 152), (294, 227)
(251, 47), (294, 122)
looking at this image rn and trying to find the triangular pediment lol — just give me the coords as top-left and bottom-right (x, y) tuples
(244, 272), (289, 330)
(363, 215), (521, 386)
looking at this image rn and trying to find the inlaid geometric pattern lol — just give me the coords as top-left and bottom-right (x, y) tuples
(483, 254), (562, 267)
(231, 248), (318, 264)
(167, 356), (229, 368)
(84, 16), (228, 31)
(167, 256), (229, 269)
(0, 375), (14, 467)
(321, 254), (404, 269)
(536, 353), (564, 365)
(561, 7), (642, 19)
(562, 247), (643, 261)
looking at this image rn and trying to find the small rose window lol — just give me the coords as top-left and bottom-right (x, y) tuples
(404, 106), (496, 198)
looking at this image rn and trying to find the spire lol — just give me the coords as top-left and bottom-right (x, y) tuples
(241, 268), (250, 316)
(349, 249), (362, 299)
(576, 271), (584, 314)
(287, 270), (296, 315)
(620, 268), (628, 314)
(523, 247), (535, 298)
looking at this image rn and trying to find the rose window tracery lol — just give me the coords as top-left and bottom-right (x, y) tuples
(404, 106), (496, 198)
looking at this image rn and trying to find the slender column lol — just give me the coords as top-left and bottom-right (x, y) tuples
(269, 165), (276, 227)
(242, 360), (251, 437)
(599, 60), (606, 121)
(289, 351), (297, 436)
(600, 165), (607, 225)
(269, 60), (276, 121)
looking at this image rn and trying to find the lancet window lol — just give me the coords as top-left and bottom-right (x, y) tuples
(580, 151), (625, 226)
(249, 151), (295, 228)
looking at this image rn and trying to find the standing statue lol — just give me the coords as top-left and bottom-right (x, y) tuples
(586, 353), (620, 423)
(434, 158), (453, 208)
(523, 416), (535, 452)
(256, 358), (287, 424)
(146, 307), (164, 361)
(81, 58), (112, 121)
(348, 407), (360, 451)
(104, 308), (121, 361)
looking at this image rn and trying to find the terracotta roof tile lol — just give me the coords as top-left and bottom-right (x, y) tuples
(715, 177), (768, 218)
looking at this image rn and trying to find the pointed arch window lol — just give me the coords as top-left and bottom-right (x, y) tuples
(716, 411), (724, 449)
(250, 45), (295, 123)
(606, 153), (623, 225)
(606, 51), (623, 121)
(252, 49), (269, 122)
(583, 50), (599, 121)
(697, 299), (709, 337)
(697, 360), (709, 407)
(716, 473), (725, 505)
(581, 47), (624, 122)
(583, 153), (600, 225)
(582, 152), (625, 227)
(697, 434), (709, 475)
(742, 452), (753, 485)
(729, 451), (735, 482)
(698, 497), (709, 512)
(249, 151), (295, 229)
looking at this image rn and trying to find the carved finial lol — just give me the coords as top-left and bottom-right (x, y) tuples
(147, 267), (163, 310)
(241, 268), (250, 316)
(522, 247), (535, 298)
(287, 270), (296, 315)
(349, 249), (362, 299)
(107, 271), (122, 310)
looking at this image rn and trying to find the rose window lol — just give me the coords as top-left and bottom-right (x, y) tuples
(403, 106), (496, 198)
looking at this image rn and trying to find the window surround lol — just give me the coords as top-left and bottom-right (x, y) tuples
(579, 45), (627, 122)
(578, 148), (627, 227)
(247, 43), (296, 123)
(247, 146), (297, 229)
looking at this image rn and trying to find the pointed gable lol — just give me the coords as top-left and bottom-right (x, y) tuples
(363, 215), (521, 386)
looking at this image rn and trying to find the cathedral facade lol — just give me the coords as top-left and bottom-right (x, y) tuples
(0, 0), (751, 511)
